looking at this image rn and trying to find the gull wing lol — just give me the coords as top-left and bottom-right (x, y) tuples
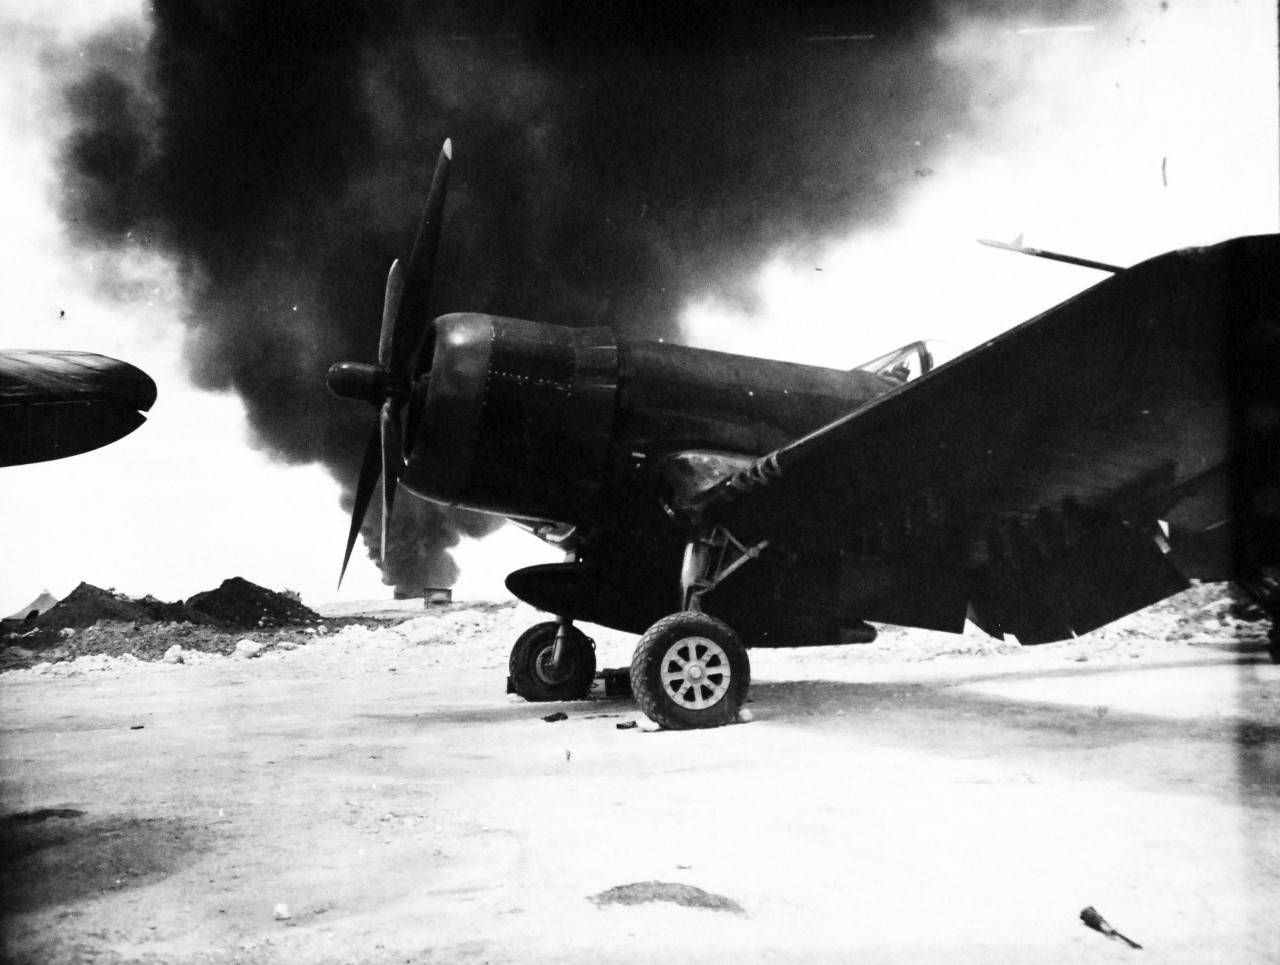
(694, 234), (1279, 642)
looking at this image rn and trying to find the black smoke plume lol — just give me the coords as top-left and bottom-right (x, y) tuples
(52, 0), (1115, 594)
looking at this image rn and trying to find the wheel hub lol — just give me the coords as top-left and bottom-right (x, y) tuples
(535, 646), (574, 686)
(660, 635), (731, 710)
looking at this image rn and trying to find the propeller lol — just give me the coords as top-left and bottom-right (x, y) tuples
(326, 139), (452, 587)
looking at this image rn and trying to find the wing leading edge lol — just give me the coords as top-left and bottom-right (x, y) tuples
(693, 234), (1280, 643)
(0, 350), (158, 467)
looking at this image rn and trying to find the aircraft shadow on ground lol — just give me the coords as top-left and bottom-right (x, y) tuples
(0, 812), (211, 914)
(356, 650), (1278, 800)
(750, 652), (1280, 802)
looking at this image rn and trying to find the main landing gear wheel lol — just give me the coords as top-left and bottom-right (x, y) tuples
(630, 612), (750, 730)
(508, 622), (596, 702)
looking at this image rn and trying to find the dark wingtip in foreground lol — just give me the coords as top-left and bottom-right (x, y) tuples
(0, 349), (157, 467)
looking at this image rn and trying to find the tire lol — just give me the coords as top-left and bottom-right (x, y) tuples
(1269, 626), (1280, 665)
(630, 612), (750, 730)
(508, 622), (596, 702)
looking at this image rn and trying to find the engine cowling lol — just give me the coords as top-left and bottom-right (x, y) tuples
(400, 313), (618, 522)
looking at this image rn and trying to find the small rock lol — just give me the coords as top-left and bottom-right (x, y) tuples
(234, 639), (263, 659)
(543, 712), (568, 723)
(736, 708), (753, 723)
(637, 719), (661, 732)
(58, 627), (76, 638)
(274, 902), (291, 920)
(616, 720), (638, 730)
(163, 644), (184, 664)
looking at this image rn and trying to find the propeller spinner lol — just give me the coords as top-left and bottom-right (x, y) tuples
(326, 139), (452, 586)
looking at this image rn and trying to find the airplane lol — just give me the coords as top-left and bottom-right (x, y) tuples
(328, 140), (1280, 728)
(0, 350), (157, 467)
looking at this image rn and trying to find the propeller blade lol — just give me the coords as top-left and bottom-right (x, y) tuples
(377, 259), (405, 370)
(391, 139), (452, 378)
(339, 421), (383, 589)
(380, 399), (403, 561)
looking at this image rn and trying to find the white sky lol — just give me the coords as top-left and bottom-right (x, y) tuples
(1, 0), (1276, 614)
(684, 1), (1279, 362)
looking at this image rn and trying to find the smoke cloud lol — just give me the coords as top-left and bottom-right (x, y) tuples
(51, 0), (1117, 594)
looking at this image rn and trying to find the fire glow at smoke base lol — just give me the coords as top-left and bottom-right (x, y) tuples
(53, 0), (1125, 594)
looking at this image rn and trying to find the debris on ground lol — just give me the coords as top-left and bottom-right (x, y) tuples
(1080, 905), (1143, 949)
(542, 712), (568, 723)
(234, 639), (263, 659)
(591, 881), (744, 914)
(273, 903), (291, 921)
(736, 708), (754, 723)
(616, 720), (638, 730)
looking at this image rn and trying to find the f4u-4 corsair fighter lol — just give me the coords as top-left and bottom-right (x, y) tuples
(328, 141), (1280, 729)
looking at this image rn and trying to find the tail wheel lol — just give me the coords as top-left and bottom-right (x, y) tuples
(509, 622), (596, 702)
(630, 612), (750, 730)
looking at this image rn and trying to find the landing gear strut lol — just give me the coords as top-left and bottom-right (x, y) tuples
(508, 619), (596, 701)
(629, 526), (766, 730)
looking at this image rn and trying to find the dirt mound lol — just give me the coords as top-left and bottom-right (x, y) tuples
(591, 881), (745, 914)
(34, 583), (150, 628)
(184, 577), (320, 629)
(1, 579), (321, 656)
(131, 594), (218, 625)
(20, 583), (212, 633)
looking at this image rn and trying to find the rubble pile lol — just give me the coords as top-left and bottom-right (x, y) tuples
(1, 578), (330, 671)
(1089, 580), (1268, 644)
(184, 577), (321, 629)
(29, 582), (214, 632)
(8, 621), (323, 668)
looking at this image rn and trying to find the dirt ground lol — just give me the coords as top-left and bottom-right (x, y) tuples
(1, 598), (1278, 965)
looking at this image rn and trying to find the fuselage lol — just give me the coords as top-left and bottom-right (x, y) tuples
(391, 312), (898, 641)
(400, 312), (893, 527)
